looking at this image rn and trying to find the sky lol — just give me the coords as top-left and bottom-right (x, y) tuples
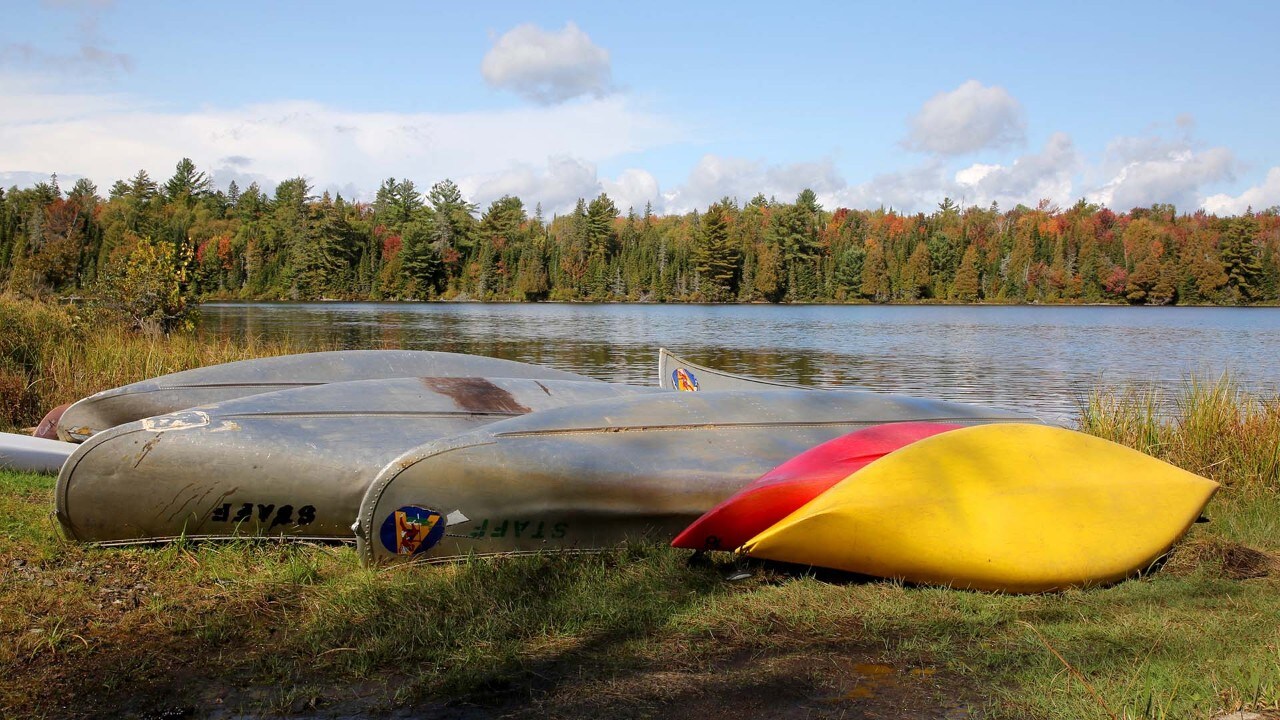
(1, 0), (1278, 216)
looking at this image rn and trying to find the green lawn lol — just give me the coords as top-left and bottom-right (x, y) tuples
(2, 465), (1276, 719)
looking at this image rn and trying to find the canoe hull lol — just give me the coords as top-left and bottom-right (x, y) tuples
(658, 348), (842, 392)
(57, 350), (599, 442)
(56, 377), (657, 544)
(1, 432), (75, 474)
(357, 389), (1036, 565)
(743, 424), (1219, 592)
(671, 422), (962, 551)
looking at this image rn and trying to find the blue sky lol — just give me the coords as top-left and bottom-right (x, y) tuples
(1, 0), (1277, 215)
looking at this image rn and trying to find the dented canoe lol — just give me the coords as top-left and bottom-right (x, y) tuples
(742, 424), (1219, 592)
(56, 377), (658, 545)
(356, 389), (1036, 565)
(57, 350), (599, 442)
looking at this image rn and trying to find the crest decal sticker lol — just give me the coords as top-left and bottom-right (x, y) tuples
(380, 505), (446, 556)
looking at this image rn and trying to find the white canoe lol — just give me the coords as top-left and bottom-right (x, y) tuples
(1, 432), (75, 474)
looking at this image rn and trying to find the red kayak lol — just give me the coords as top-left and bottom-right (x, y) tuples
(671, 421), (963, 552)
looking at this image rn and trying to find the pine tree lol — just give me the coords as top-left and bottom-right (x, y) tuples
(902, 241), (932, 300)
(951, 243), (981, 301)
(1221, 214), (1263, 304)
(861, 240), (890, 302)
(163, 158), (213, 204)
(586, 194), (618, 259)
(692, 202), (738, 300)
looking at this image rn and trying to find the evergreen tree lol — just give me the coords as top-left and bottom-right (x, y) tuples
(692, 201), (739, 300)
(427, 179), (476, 285)
(1220, 214), (1263, 304)
(374, 177), (424, 228)
(163, 158), (213, 203)
(585, 193), (618, 259)
(400, 219), (440, 297)
(861, 240), (890, 302)
(832, 244), (865, 299)
(902, 241), (932, 300)
(514, 242), (549, 300)
(951, 244), (981, 301)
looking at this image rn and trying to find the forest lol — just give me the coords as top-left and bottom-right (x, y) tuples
(3, 158), (1279, 313)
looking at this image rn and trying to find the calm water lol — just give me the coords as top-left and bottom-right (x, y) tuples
(198, 303), (1280, 424)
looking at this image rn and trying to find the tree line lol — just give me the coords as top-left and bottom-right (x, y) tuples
(3, 158), (1279, 312)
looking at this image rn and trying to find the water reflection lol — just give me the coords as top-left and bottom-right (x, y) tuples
(198, 303), (1280, 424)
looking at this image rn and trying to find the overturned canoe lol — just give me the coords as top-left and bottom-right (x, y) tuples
(658, 348), (835, 392)
(1, 431), (75, 474)
(742, 424), (1219, 592)
(671, 422), (962, 552)
(57, 350), (599, 442)
(356, 389), (1035, 565)
(33, 403), (72, 440)
(56, 377), (657, 545)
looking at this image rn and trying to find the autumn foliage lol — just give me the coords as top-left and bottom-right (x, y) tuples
(3, 163), (1279, 306)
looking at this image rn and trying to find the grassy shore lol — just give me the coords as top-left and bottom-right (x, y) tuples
(1, 299), (1278, 718)
(0, 298), (326, 433)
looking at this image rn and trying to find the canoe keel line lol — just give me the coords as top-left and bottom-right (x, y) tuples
(43, 348), (1220, 592)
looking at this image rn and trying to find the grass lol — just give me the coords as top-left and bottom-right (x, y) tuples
(1079, 375), (1280, 494)
(1, 460), (1276, 719)
(1, 299), (1278, 717)
(1, 297), (326, 433)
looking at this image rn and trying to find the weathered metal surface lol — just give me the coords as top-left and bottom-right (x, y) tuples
(0, 431), (75, 474)
(57, 350), (600, 442)
(56, 377), (658, 544)
(657, 348), (865, 392)
(356, 388), (1037, 565)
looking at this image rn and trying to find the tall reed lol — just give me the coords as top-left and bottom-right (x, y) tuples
(0, 297), (326, 432)
(1079, 375), (1280, 493)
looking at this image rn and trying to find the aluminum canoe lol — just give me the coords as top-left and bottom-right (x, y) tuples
(57, 350), (599, 442)
(356, 388), (1037, 565)
(657, 348), (868, 392)
(56, 376), (659, 545)
(1, 431), (75, 475)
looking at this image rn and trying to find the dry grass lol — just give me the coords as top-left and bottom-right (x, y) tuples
(0, 297), (326, 432)
(1079, 375), (1280, 493)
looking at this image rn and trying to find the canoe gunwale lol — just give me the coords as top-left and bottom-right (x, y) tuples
(490, 416), (1033, 439)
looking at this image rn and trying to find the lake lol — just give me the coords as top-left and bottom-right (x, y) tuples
(198, 303), (1280, 424)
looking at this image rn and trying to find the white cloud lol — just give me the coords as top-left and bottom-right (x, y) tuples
(602, 168), (661, 214)
(954, 163), (999, 187)
(830, 134), (1077, 212)
(905, 80), (1026, 156)
(833, 162), (950, 212)
(661, 155), (845, 213)
(459, 158), (661, 217)
(0, 77), (681, 203)
(1087, 132), (1234, 211)
(1203, 167), (1280, 215)
(481, 22), (612, 105)
(952, 132), (1078, 209)
(462, 156), (601, 215)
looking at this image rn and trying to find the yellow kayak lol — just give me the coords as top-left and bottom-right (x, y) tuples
(742, 424), (1218, 592)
